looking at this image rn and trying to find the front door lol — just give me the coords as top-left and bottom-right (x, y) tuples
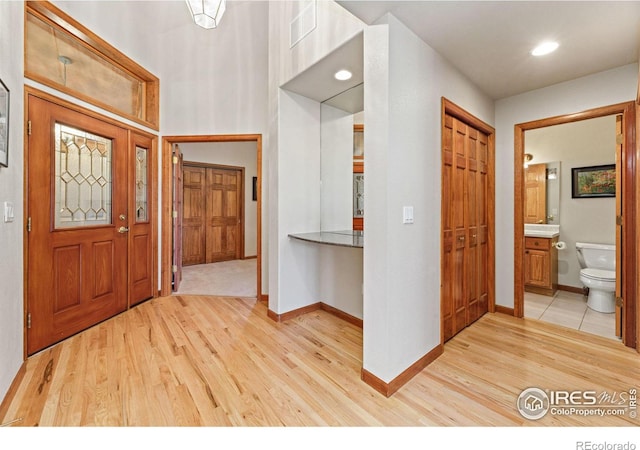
(27, 95), (129, 355)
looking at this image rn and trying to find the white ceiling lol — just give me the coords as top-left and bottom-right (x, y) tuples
(337, 1), (640, 100)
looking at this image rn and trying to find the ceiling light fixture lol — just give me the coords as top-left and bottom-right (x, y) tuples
(334, 69), (353, 81)
(186, 0), (226, 29)
(531, 41), (559, 56)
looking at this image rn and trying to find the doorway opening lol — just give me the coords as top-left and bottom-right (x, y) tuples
(160, 135), (263, 301)
(514, 102), (637, 349)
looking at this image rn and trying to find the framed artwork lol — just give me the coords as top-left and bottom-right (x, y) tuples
(571, 164), (616, 198)
(0, 78), (8, 167)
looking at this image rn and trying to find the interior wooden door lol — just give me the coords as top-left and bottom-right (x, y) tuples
(172, 144), (184, 291)
(129, 132), (155, 306)
(615, 114), (623, 338)
(524, 163), (547, 224)
(442, 112), (490, 342)
(182, 166), (206, 266)
(27, 95), (128, 355)
(205, 167), (243, 263)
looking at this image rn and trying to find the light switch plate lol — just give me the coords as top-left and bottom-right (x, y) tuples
(403, 206), (414, 224)
(4, 201), (14, 223)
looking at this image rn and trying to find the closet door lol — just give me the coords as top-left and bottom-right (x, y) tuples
(182, 166), (206, 266)
(205, 167), (243, 263)
(442, 113), (490, 341)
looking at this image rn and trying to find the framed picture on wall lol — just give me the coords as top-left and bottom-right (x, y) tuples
(0, 78), (9, 168)
(571, 164), (616, 198)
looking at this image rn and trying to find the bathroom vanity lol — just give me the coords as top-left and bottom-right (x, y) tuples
(524, 225), (559, 296)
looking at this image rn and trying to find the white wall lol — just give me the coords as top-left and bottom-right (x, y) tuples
(363, 14), (494, 382)
(495, 63), (638, 308)
(525, 116), (617, 288)
(275, 90), (322, 313)
(0, 1), (24, 401)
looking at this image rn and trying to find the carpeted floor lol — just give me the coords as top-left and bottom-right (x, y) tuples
(174, 258), (257, 297)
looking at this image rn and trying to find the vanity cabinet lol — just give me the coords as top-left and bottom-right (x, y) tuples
(524, 236), (558, 296)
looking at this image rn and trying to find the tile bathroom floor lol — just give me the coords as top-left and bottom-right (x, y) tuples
(524, 290), (618, 341)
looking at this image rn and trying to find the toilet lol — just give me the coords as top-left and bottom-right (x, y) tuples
(575, 242), (616, 313)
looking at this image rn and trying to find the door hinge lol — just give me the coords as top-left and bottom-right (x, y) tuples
(172, 265), (178, 273)
(27, 312), (31, 329)
(616, 296), (623, 307)
(616, 133), (623, 145)
(172, 210), (178, 219)
(616, 215), (623, 226)
(27, 217), (31, 232)
(27, 120), (32, 136)
(172, 155), (178, 164)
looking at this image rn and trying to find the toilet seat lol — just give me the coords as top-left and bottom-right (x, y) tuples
(581, 268), (615, 281)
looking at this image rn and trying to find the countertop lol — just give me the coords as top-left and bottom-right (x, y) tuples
(288, 230), (364, 248)
(524, 224), (560, 239)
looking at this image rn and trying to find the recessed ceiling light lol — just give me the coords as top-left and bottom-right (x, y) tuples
(334, 69), (352, 81)
(531, 41), (559, 56)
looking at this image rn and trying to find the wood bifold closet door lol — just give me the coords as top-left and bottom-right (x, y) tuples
(26, 94), (154, 355)
(182, 164), (243, 266)
(442, 113), (490, 342)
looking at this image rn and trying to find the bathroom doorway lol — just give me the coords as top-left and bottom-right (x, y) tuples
(514, 102), (637, 349)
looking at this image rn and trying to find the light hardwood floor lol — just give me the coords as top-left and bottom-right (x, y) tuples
(1, 295), (639, 427)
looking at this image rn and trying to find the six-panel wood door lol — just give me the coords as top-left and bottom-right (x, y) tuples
(182, 164), (243, 266)
(206, 167), (242, 263)
(524, 163), (547, 224)
(27, 95), (129, 355)
(182, 166), (206, 266)
(442, 112), (490, 342)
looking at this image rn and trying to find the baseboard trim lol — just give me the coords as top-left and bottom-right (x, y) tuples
(558, 284), (586, 295)
(494, 305), (515, 316)
(361, 344), (444, 397)
(0, 361), (26, 423)
(319, 303), (363, 328)
(242, 255), (258, 260)
(267, 302), (363, 328)
(268, 302), (322, 322)
(260, 294), (269, 303)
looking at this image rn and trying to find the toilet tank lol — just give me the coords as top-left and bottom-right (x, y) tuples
(575, 242), (615, 271)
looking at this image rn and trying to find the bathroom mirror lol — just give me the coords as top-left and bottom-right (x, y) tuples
(524, 160), (560, 225)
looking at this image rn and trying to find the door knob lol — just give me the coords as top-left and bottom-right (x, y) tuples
(118, 226), (129, 233)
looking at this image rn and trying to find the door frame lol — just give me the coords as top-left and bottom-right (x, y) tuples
(160, 135), (262, 300)
(513, 101), (637, 349)
(23, 86), (159, 358)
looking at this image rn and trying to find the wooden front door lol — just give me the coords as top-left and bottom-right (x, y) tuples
(442, 106), (492, 342)
(182, 163), (243, 266)
(27, 95), (129, 355)
(129, 132), (155, 306)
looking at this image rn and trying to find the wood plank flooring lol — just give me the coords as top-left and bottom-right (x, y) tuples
(1, 295), (639, 426)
